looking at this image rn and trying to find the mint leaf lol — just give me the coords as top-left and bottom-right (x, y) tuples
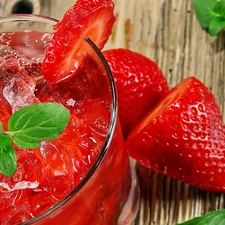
(193, 0), (217, 28)
(209, 17), (225, 35)
(0, 134), (17, 177)
(177, 209), (225, 225)
(209, 1), (225, 35)
(0, 102), (70, 177)
(194, 0), (225, 36)
(7, 102), (70, 148)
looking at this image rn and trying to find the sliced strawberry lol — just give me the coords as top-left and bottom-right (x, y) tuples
(42, 0), (115, 83)
(126, 76), (225, 193)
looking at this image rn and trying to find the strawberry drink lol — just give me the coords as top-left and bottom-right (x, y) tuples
(0, 11), (139, 225)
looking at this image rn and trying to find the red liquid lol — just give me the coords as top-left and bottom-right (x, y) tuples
(0, 31), (136, 224)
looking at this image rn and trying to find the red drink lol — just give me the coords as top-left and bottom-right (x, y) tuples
(0, 15), (139, 224)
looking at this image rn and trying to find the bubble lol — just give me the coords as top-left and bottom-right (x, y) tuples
(11, 50), (19, 57)
(0, 45), (11, 54)
(17, 57), (26, 66)
(41, 32), (52, 46)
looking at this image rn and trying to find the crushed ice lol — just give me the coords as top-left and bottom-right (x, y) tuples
(3, 77), (39, 112)
(66, 98), (76, 107)
(0, 180), (39, 192)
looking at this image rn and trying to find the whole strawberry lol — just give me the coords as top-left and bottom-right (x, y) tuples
(103, 48), (169, 138)
(126, 76), (225, 193)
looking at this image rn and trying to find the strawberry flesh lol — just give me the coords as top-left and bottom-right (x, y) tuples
(42, 0), (115, 83)
(126, 76), (225, 193)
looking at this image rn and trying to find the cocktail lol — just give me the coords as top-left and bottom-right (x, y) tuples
(0, 5), (139, 225)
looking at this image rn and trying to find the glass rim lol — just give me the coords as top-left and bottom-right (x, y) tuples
(0, 13), (58, 24)
(0, 14), (118, 224)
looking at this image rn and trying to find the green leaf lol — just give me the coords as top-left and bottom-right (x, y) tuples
(0, 134), (17, 177)
(209, 1), (225, 35)
(177, 209), (225, 225)
(7, 102), (70, 148)
(209, 17), (225, 35)
(193, 0), (217, 28)
(194, 0), (225, 35)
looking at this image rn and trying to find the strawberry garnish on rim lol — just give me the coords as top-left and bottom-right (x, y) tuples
(42, 0), (115, 83)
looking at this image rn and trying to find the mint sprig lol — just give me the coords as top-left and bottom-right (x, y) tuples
(177, 209), (225, 225)
(194, 0), (225, 36)
(0, 102), (70, 177)
(0, 134), (16, 177)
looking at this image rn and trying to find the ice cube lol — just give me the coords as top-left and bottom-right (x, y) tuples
(0, 180), (39, 192)
(9, 31), (50, 59)
(3, 76), (40, 112)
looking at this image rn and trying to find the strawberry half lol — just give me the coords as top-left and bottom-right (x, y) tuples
(103, 48), (169, 138)
(126, 76), (225, 193)
(42, 0), (115, 83)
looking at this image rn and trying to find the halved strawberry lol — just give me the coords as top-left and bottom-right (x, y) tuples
(42, 0), (115, 83)
(126, 77), (225, 193)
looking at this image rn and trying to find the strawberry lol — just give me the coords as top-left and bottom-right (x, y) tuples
(42, 0), (115, 83)
(103, 48), (169, 138)
(126, 76), (225, 193)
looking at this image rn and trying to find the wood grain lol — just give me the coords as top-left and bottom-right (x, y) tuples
(1, 0), (225, 224)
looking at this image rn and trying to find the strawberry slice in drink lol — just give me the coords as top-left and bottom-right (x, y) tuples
(42, 0), (115, 83)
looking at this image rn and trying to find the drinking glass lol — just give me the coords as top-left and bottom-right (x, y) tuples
(0, 14), (140, 225)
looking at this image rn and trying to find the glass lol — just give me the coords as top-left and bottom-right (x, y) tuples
(0, 14), (140, 225)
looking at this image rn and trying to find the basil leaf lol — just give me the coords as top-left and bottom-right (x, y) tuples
(8, 102), (70, 148)
(0, 134), (17, 177)
(177, 209), (225, 225)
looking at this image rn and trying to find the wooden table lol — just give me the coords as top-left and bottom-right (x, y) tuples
(1, 0), (225, 224)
